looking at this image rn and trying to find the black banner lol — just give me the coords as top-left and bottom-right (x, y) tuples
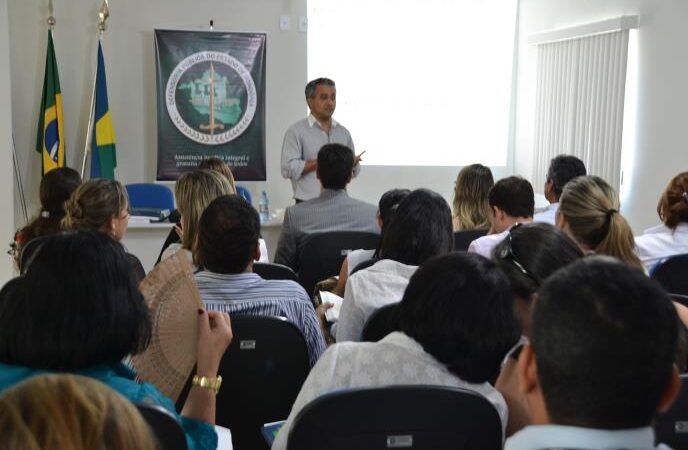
(155, 29), (266, 180)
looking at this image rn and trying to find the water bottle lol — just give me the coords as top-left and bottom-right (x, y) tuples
(259, 191), (270, 222)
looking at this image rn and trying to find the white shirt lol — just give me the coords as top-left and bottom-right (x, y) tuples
(468, 229), (509, 260)
(506, 425), (670, 450)
(635, 223), (688, 273)
(346, 248), (376, 275)
(272, 332), (508, 450)
(533, 202), (559, 225)
(335, 259), (417, 342)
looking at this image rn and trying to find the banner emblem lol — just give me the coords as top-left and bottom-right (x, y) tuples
(165, 51), (257, 145)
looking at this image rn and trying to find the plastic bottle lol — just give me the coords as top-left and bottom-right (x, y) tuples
(259, 191), (270, 222)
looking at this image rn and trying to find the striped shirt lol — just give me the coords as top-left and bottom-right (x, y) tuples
(195, 271), (326, 367)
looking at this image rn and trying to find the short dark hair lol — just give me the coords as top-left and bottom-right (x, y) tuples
(398, 252), (520, 383)
(305, 78), (335, 98)
(488, 176), (534, 218)
(0, 231), (151, 370)
(493, 222), (583, 300)
(379, 189), (454, 266)
(196, 195), (260, 274)
(547, 155), (587, 198)
(317, 143), (354, 190)
(532, 256), (678, 429)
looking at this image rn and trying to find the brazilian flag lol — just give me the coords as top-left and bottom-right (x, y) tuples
(36, 30), (65, 176)
(91, 41), (117, 179)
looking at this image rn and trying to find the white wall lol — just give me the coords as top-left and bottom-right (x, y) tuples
(7, 0), (514, 238)
(515, 0), (688, 232)
(0, 0), (15, 281)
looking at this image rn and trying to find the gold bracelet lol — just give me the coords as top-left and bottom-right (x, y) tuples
(192, 374), (222, 394)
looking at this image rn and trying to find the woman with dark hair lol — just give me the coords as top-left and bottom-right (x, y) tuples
(492, 222), (583, 335)
(334, 188), (454, 342)
(272, 252), (520, 450)
(333, 188), (411, 295)
(635, 172), (688, 272)
(0, 231), (232, 450)
(12, 167), (81, 268)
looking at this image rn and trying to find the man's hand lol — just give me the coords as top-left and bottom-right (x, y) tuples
(354, 150), (366, 165)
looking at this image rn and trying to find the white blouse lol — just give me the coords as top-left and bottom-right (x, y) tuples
(271, 332), (508, 450)
(635, 223), (688, 273)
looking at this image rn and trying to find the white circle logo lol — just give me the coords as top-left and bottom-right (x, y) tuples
(165, 51), (257, 145)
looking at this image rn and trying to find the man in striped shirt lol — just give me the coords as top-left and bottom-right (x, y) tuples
(194, 194), (326, 367)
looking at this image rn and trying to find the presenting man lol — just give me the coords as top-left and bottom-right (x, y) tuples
(281, 78), (361, 202)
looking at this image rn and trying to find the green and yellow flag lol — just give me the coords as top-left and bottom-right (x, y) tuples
(90, 41), (116, 179)
(36, 30), (65, 175)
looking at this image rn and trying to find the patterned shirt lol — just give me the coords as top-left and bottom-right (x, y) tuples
(272, 332), (508, 450)
(195, 271), (326, 367)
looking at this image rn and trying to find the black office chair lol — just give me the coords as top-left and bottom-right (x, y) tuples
(287, 385), (503, 450)
(454, 229), (488, 251)
(297, 231), (380, 296)
(651, 254), (688, 296)
(137, 403), (188, 450)
(655, 374), (688, 448)
(215, 316), (310, 450)
(253, 262), (298, 282)
(361, 302), (400, 342)
(19, 235), (50, 274)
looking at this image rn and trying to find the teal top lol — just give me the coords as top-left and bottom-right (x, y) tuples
(0, 362), (217, 450)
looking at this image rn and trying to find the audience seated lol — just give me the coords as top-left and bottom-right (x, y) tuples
(333, 188), (410, 296)
(492, 222), (583, 336)
(505, 257), (680, 450)
(273, 252), (521, 450)
(62, 178), (145, 282)
(12, 167), (81, 269)
(635, 171), (688, 272)
(0, 231), (232, 450)
(556, 175), (643, 269)
(468, 176), (534, 259)
(274, 143), (378, 270)
(452, 163), (494, 231)
(533, 155), (586, 225)
(194, 195), (325, 367)
(334, 188), (454, 342)
(0, 374), (157, 450)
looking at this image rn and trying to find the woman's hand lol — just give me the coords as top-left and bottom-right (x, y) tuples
(195, 309), (232, 377)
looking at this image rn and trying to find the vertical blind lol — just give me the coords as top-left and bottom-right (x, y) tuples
(532, 30), (630, 191)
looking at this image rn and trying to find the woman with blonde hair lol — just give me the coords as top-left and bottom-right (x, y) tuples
(0, 374), (157, 450)
(62, 178), (145, 281)
(198, 157), (237, 193)
(452, 164), (494, 231)
(556, 175), (643, 269)
(635, 172), (688, 272)
(161, 169), (234, 264)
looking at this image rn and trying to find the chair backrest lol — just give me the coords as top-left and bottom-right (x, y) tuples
(651, 253), (688, 296)
(454, 229), (488, 251)
(19, 235), (50, 274)
(361, 302), (400, 342)
(236, 185), (253, 205)
(654, 373), (688, 448)
(125, 183), (175, 211)
(298, 231), (380, 296)
(287, 385), (503, 450)
(253, 262), (298, 282)
(136, 403), (188, 450)
(216, 316), (311, 450)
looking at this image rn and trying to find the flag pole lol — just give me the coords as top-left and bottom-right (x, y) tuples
(80, 0), (109, 178)
(11, 134), (29, 224)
